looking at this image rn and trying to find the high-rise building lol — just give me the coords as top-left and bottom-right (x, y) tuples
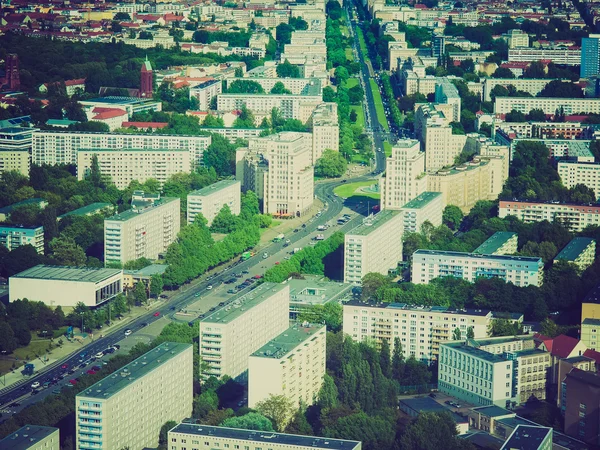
(499, 200), (600, 232)
(581, 34), (600, 79)
(432, 34), (446, 58)
(140, 56), (153, 98)
(434, 79), (461, 122)
(248, 324), (326, 408)
(503, 29), (530, 49)
(76, 342), (193, 450)
(189, 79), (222, 111)
(187, 179), (241, 226)
(0, 225), (44, 254)
(199, 282), (290, 380)
(400, 191), (444, 233)
(558, 160), (600, 200)
(2, 54), (20, 90)
(311, 102), (339, 163)
(344, 211), (404, 284)
(104, 192), (180, 265)
(380, 140), (427, 210)
(0, 425), (59, 450)
(0, 126), (36, 177)
(563, 369), (600, 447)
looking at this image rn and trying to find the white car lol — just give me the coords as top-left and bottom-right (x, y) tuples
(124, 329), (132, 336)
(31, 381), (40, 389)
(206, 285), (213, 290)
(95, 352), (104, 359)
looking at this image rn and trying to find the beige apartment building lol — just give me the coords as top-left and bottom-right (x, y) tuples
(311, 102), (339, 162)
(554, 237), (596, 272)
(0, 126), (36, 177)
(400, 191), (444, 233)
(481, 78), (553, 102)
(343, 301), (492, 361)
(494, 97), (600, 115)
(225, 77), (322, 95)
(558, 160), (600, 200)
(104, 192), (180, 265)
(498, 200), (600, 232)
(503, 29), (530, 48)
(199, 283), (290, 380)
(76, 342), (193, 450)
(0, 425), (59, 450)
(167, 424), (362, 450)
(344, 211), (404, 284)
(189, 79), (222, 111)
(187, 179), (241, 226)
(380, 139), (427, 210)
(236, 132), (314, 217)
(248, 324), (326, 408)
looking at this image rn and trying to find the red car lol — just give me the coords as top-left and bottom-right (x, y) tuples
(275, 262), (280, 265)
(86, 370), (96, 375)
(69, 379), (78, 385)
(153, 312), (160, 317)
(61, 363), (69, 369)
(253, 274), (263, 279)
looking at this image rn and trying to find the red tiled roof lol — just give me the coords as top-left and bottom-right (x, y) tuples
(583, 349), (600, 366)
(93, 108), (127, 120)
(65, 78), (85, 86)
(551, 335), (581, 359)
(122, 121), (168, 129)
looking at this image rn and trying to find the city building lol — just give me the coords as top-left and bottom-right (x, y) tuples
(432, 34), (446, 58)
(1, 54), (20, 90)
(535, 334), (589, 385)
(9, 265), (123, 308)
(189, 79), (222, 111)
(186, 179), (241, 226)
(558, 160), (600, 200)
(167, 424), (362, 450)
(78, 97), (161, 119)
(343, 301), (492, 361)
(57, 203), (113, 221)
(123, 264), (168, 289)
(236, 132), (314, 217)
(76, 342), (193, 450)
(554, 237), (596, 272)
(380, 140), (427, 210)
(581, 34), (600, 79)
(0, 126), (36, 177)
(563, 368), (600, 447)
(473, 232), (518, 256)
(411, 250), (544, 287)
(311, 102), (339, 162)
(0, 198), (47, 222)
(494, 97), (600, 116)
(498, 200), (600, 232)
(439, 336), (551, 406)
(32, 131), (210, 167)
(400, 191), (444, 233)
(199, 283), (290, 380)
(507, 47), (581, 66)
(248, 324), (326, 408)
(0, 425), (59, 450)
(195, 126), (263, 143)
(344, 211), (404, 284)
(434, 78), (461, 122)
(225, 77), (322, 96)
(0, 225), (44, 254)
(503, 29), (530, 49)
(500, 425), (552, 450)
(399, 397), (469, 434)
(581, 319), (600, 352)
(104, 192), (180, 265)
(482, 78), (553, 102)
(288, 275), (353, 319)
(557, 355), (598, 411)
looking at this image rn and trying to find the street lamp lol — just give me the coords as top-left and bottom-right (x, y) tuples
(80, 312), (84, 334)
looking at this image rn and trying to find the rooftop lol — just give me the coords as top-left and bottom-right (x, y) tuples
(58, 202), (112, 220)
(124, 264), (168, 277)
(566, 367), (600, 388)
(78, 342), (191, 400)
(201, 283), (288, 325)
(401, 191), (442, 210)
(347, 210), (401, 237)
(0, 198), (46, 215)
(471, 405), (515, 418)
(582, 318), (600, 326)
(105, 197), (178, 222)
(501, 425), (551, 450)
(168, 424), (361, 450)
(288, 276), (353, 306)
(81, 96), (158, 105)
(413, 249), (542, 265)
(399, 396), (447, 413)
(251, 324), (325, 359)
(343, 300), (492, 317)
(0, 425), (58, 450)
(12, 265), (121, 283)
(473, 232), (518, 255)
(555, 237), (595, 262)
(188, 179), (240, 198)
(0, 224), (42, 231)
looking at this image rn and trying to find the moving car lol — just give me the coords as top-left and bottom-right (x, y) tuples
(153, 311), (160, 317)
(94, 352), (104, 359)
(206, 285), (213, 290)
(30, 381), (40, 389)
(124, 329), (132, 336)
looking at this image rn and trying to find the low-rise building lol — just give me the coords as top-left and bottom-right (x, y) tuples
(0, 425), (59, 450)
(122, 264), (168, 289)
(400, 191), (444, 233)
(399, 397), (468, 434)
(500, 425), (552, 450)
(0, 198), (47, 222)
(57, 202), (113, 221)
(167, 424), (362, 450)
(288, 276), (353, 319)
(9, 265), (123, 307)
(411, 250), (544, 287)
(76, 343), (193, 450)
(503, 29), (530, 49)
(473, 232), (518, 256)
(248, 324), (326, 408)
(554, 237), (596, 272)
(189, 79), (222, 111)
(558, 160), (600, 200)
(187, 179), (241, 226)
(0, 225), (44, 254)
(581, 319), (600, 352)
(494, 97), (600, 116)
(344, 211), (404, 284)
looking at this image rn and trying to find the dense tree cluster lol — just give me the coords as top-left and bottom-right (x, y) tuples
(315, 150), (348, 178)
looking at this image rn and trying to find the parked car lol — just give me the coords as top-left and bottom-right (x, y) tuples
(94, 352), (104, 359)
(30, 382), (40, 389)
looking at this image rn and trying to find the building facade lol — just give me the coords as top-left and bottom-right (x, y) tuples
(494, 97), (600, 115)
(311, 102), (339, 163)
(187, 179), (241, 226)
(554, 237), (596, 272)
(0, 225), (44, 254)
(199, 283), (290, 380)
(473, 232), (518, 256)
(558, 160), (600, 200)
(507, 47), (581, 66)
(581, 34), (600, 78)
(563, 369), (600, 447)
(0, 425), (59, 450)
(104, 192), (180, 265)
(499, 200), (600, 232)
(0, 126), (36, 177)
(189, 79), (222, 111)
(482, 78), (552, 102)
(76, 343), (193, 450)
(216, 93), (323, 124)
(400, 191), (444, 233)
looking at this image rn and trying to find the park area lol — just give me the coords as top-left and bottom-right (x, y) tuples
(369, 79), (390, 133)
(334, 180), (380, 200)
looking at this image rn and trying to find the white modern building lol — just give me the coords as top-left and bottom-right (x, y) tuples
(76, 343), (193, 450)
(481, 78), (553, 102)
(400, 191), (444, 233)
(494, 97), (600, 115)
(225, 77), (322, 96)
(498, 200), (600, 232)
(248, 324), (326, 408)
(558, 160), (600, 200)
(344, 211), (404, 284)
(0, 225), (44, 254)
(0, 126), (36, 177)
(187, 179), (241, 226)
(508, 47), (581, 66)
(473, 232), (518, 256)
(311, 102), (339, 163)
(0, 425), (59, 450)
(9, 265), (123, 308)
(411, 250), (544, 287)
(189, 79), (222, 111)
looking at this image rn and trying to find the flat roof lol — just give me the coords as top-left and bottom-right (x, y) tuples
(12, 265), (121, 283)
(502, 425), (551, 450)
(0, 425), (58, 450)
(81, 96), (157, 105)
(402, 191), (442, 210)
(0, 198), (46, 214)
(288, 276), (353, 306)
(347, 210), (401, 237)
(58, 202), (112, 219)
(168, 424), (361, 449)
(473, 232), (518, 255)
(251, 324), (324, 359)
(343, 300), (491, 316)
(201, 283), (288, 324)
(399, 396), (447, 413)
(78, 342), (191, 400)
(471, 405), (514, 418)
(0, 224), (43, 231)
(131, 264), (168, 277)
(413, 249), (542, 264)
(105, 197), (178, 222)
(583, 318), (600, 326)
(188, 179), (240, 197)
(555, 237), (595, 262)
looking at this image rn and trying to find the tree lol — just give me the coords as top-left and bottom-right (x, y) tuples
(527, 108), (546, 121)
(210, 204), (237, 234)
(203, 115), (224, 128)
(467, 326), (475, 339)
(113, 12), (131, 21)
(193, 389), (219, 418)
(133, 282), (148, 305)
(442, 205), (463, 230)
(379, 338), (391, 378)
(158, 421), (177, 450)
(88, 154), (105, 188)
(392, 337), (404, 381)
(539, 80), (583, 98)
(361, 273), (388, 299)
(233, 105), (256, 128)
(349, 109), (358, 122)
(150, 275), (164, 298)
(489, 318), (523, 336)
(334, 66), (349, 85)
(315, 150), (348, 178)
(524, 61), (546, 78)
(277, 60), (301, 78)
(318, 374), (339, 410)
(0, 322), (18, 353)
(221, 412), (274, 431)
(226, 80), (265, 94)
(492, 67), (516, 79)
(255, 394), (295, 432)
(50, 236), (86, 266)
(270, 82), (292, 95)
(399, 412), (468, 450)
(452, 327), (462, 341)
(203, 134), (236, 175)
(505, 109), (526, 122)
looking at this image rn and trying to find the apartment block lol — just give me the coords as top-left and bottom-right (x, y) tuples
(196, 126), (263, 143)
(411, 250), (543, 287)
(9, 265), (123, 308)
(380, 139), (427, 210)
(557, 355), (598, 412)
(248, 324), (326, 408)
(482, 78), (553, 102)
(104, 192), (180, 265)
(187, 179), (241, 226)
(311, 102), (339, 162)
(494, 97), (600, 115)
(167, 424), (362, 450)
(439, 336), (550, 406)
(0, 198), (47, 222)
(236, 132), (314, 217)
(77, 148), (190, 189)
(554, 237), (596, 272)
(581, 34), (600, 78)
(0, 126), (36, 177)
(344, 211), (404, 284)
(400, 191), (444, 233)
(0, 225), (44, 254)
(225, 77), (322, 96)
(503, 29), (530, 48)
(343, 301), (492, 361)
(288, 275), (353, 319)
(76, 342), (193, 450)
(199, 283), (290, 380)
(0, 425), (59, 450)
(501, 425), (552, 450)
(189, 79), (222, 111)
(499, 200), (600, 233)
(558, 160), (600, 200)
(434, 78), (461, 122)
(508, 47), (581, 66)
(563, 369), (600, 447)
(473, 232), (518, 256)
(32, 131), (210, 166)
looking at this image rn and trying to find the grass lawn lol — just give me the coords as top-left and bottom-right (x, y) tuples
(344, 78), (359, 90)
(351, 153), (369, 165)
(383, 141), (392, 157)
(334, 180), (380, 200)
(350, 105), (365, 129)
(356, 28), (369, 62)
(345, 47), (354, 60)
(369, 79), (390, 132)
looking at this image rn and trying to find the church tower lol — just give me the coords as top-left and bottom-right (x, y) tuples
(140, 56), (153, 98)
